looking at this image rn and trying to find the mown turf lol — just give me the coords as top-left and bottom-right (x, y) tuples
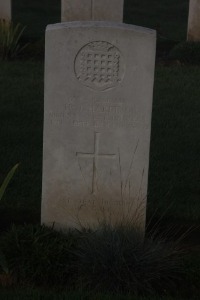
(148, 65), (200, 224)
(0, 288), (199, 300)
(0, 61), (44, 227)
(0, 62), (200, 227)
(12, 0), (61, 40)
(12, 0), (189, 42)
(124, 0), (189, 41)
(0, 2), (199, 299)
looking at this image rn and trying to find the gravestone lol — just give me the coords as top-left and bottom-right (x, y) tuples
(42, 22), (156, 230)
(0, 0), (11, 21)
(61, 0), (124, 22)
(187, 0), (200, 41)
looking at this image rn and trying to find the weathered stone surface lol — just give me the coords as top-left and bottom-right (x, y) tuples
(0, 0), (11, 20)
(61, 0), (124, 22)
(42, 22), (156, 230)
(187, 0), (200, 41)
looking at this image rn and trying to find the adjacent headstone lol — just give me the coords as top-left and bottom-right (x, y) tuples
(187, 0), (200, 41)
(0, 0), (11, 21)
(61, 0), (124, 22)
(42, 22), (156, 231)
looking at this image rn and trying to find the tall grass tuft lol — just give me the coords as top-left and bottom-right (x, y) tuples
(0, 164), (19, 202)
(0, 223), (194, 295)
(0, 224), (79, 286)
(75, 223), (186, 295)
(0, 19), (26, 60)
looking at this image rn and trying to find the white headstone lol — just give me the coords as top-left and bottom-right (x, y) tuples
(187, 0), (200, 41)
(61, 0), (124, 22)
(0, 0), (11, 21)
(42, 22), (156, 231)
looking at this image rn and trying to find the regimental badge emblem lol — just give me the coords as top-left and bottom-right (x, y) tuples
(74, 41), (125, 91)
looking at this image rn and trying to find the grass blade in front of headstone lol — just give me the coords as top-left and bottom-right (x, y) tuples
(75, 223), (187, 295)
(0, 20), (26, 60)
(0, 250), (9, 274)
(0, 163), (19, 202)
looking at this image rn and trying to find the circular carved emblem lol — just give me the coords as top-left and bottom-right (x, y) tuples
(74, 41), (125, 91)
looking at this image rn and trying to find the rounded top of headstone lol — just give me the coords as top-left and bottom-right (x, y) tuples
(47, 21), (156, 37)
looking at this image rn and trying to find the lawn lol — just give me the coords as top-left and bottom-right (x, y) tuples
(12, 0), (189, 42)
(0, 62), (200, 228)
(12, 0), (60, 40)
(149, 66), (200, 224)
(1, 289), (197, 300)
(124, 0), (189, 42)
(0, 0), (200, 298)
(0, 61), (43, 228)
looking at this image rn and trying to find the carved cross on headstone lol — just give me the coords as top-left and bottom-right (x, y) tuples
(76, 132), (116, 195)
(61, 0), (124, 22)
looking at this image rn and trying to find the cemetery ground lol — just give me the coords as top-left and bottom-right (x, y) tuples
(1, 57), (200, 300)
(0, 0), (200, 299)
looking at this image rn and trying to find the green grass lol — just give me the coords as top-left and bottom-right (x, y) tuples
(0, 62), (200, 228)
(0, 61), (43, 228)
(124, 0), (189, 42)
(0, 2), (199, 298)
(148, 66), (200, 224)
(11, 0), (189, 43)
(1, 288), (197, 300)
(0, 1), (199, 298)
(169, 42), (200, 64)
(12, 0), (61, 40)
(0, 224), (199, 297)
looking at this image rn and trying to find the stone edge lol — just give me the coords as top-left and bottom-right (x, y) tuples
(46, 21), (156, 37)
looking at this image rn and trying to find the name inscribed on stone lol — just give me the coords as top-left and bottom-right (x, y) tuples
(49, 98), (148, 130)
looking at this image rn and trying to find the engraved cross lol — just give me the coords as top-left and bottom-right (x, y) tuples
(76, 132), (116, 195)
